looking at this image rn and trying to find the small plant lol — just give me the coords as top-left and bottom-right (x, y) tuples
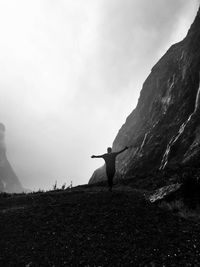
(53, 181), (57, 191)
(61, 183), (66, 190)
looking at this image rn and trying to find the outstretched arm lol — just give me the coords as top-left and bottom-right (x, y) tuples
(91, 154), (104, 158)
(116, 146), (128, 155)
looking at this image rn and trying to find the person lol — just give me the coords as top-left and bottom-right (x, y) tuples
(91, 146), (129, 191)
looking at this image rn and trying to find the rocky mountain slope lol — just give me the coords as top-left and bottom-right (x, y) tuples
(89, 6), (200, 184)
(0, 123), (23, 193)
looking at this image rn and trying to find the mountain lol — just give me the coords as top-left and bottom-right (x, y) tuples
(89, 6), (200, 184)
(0, 123), (23, 193)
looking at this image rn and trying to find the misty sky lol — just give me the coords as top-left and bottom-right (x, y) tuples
(0, 0), (199, 190)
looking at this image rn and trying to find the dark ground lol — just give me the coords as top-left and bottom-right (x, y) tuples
(0, 184), (200, 267)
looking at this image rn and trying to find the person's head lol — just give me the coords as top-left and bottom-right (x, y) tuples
(107, 147), (112, 153)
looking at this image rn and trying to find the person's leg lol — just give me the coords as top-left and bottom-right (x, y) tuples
(107, 172), (115, 192)
(106, 166), (115, 191)
(108, 176), (113, 191)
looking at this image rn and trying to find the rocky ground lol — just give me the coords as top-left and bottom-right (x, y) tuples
(0, 184), (200, 266)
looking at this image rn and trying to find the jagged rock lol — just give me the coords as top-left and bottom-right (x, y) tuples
(89, 165), (107, 184)
(149, 183), (182, 203)
(89, 6), (200, 184)
(0, 123), (23, 193)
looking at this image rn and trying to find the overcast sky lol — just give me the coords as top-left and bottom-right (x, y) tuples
(0, 0), (199, 190)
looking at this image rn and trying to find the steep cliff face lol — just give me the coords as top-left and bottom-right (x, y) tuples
(0, 123), (23, 193)
(89, 7), (200, 184)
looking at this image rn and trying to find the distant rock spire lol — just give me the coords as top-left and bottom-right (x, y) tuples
(0, 122), (23, 193)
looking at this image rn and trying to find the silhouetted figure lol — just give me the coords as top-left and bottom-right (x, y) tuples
(91, 146), (128, 191)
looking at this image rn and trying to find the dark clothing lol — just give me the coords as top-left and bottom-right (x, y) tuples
(102, 153), (118, 175)
(102, 153), (118, 190)
(92, 147), (128, 191)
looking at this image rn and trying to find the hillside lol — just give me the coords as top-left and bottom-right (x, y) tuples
(1, 184), (200, 266)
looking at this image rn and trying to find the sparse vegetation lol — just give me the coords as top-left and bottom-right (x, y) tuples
(51, 180), (73, 191)
(53, 180), (57, 190)
(61, 183), (66, 190)
(1, 184), (200, 266)
(159, 199), (200, 220)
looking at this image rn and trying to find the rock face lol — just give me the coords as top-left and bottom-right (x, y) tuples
(0, 123), (23, 193)
(89, 7), (200, 184)
(149, 184), (182, 203)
